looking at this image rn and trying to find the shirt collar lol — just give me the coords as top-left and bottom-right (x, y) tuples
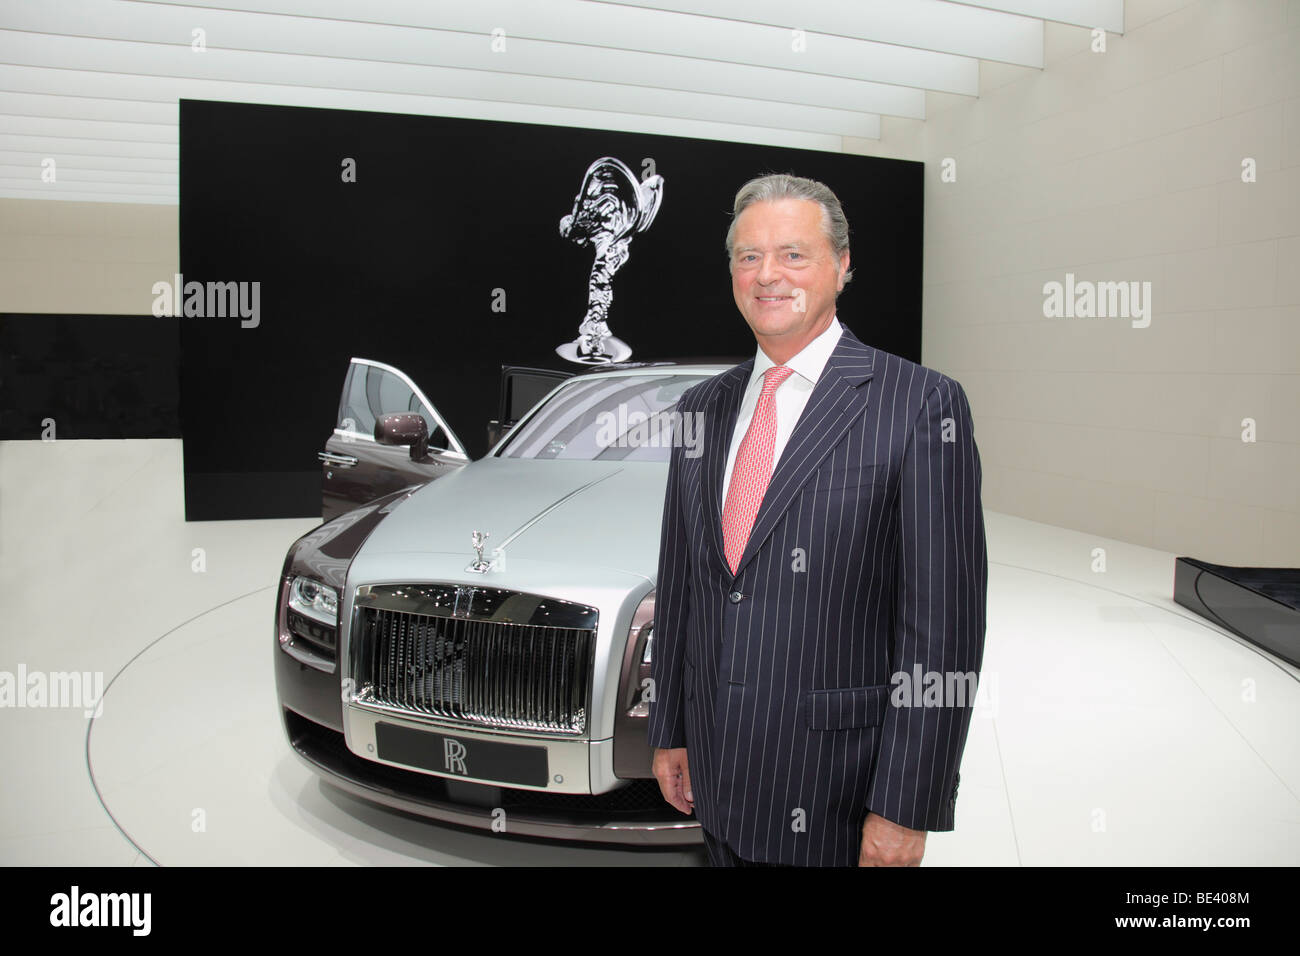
(750, 314), (843, 390)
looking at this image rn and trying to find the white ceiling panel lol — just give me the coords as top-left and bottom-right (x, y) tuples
(0, 91), (178, 125)
(0, 163), (175, 185)
(0, 150), (176, 172)
(5, 0), (932, 112)
(0, 133), (177, 159)
(0, 31), (885, 137)
(0, 62), (854, 148)
(0, 0), (1119, 204)
(137, 0), (983, 91)
(583, 0), (1045, 66)
(0, 112), (175, 143)
(951, 1), (1124, 33)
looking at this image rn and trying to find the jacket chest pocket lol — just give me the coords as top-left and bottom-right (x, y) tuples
(802, 684), (889, 730)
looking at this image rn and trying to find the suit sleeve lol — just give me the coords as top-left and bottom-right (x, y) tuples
(645, 398), (694, 750)
(866, 377), (988, 831)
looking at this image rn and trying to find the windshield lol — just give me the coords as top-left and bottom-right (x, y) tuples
(497, 373), (712, 461)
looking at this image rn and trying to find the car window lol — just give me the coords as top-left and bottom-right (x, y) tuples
(338, 362), (437, 440)
(498, 374), (710, 461)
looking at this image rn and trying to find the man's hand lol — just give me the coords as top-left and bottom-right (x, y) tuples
(652, 747), (693, 815)
(859, 811), (926, 866)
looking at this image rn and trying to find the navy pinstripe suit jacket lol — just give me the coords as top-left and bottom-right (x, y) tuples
(647, 324), (988, 866)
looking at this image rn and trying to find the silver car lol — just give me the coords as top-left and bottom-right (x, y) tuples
(275, 360), (731, 844)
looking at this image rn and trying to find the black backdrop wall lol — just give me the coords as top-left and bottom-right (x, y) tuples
(0, 314), (178, 440)
(180, 99), (923, 521)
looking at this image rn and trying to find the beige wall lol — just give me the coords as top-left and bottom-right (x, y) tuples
(0, 198), (177, 315)
(918, 0), (1300, 566)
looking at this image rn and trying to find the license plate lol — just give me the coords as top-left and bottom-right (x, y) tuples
(375, 722), (549, 787)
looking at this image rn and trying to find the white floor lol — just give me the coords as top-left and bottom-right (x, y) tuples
(1, 438), (1297, 866)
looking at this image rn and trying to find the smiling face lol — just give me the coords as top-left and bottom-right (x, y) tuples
(729, 197), (850, 364)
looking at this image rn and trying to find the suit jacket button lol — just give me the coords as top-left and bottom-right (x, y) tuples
(729, 591), (743, 603)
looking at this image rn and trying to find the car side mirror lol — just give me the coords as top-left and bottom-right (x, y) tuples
(375, 412), (429, 461)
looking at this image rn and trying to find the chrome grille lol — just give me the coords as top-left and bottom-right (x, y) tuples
(351, 585), (597, 735)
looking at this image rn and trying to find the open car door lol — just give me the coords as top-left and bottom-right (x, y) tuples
(485, 365), (574, 450)
(319, 358), (468, 522)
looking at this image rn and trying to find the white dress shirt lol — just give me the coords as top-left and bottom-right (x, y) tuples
(720, 315), (843, 507)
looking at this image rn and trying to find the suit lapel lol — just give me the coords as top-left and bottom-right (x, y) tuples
(702, 359), (752, 572)
(731, 328), (875, 578)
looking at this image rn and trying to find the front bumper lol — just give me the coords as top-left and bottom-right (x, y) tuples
(275, 642), (699, 845)
(282, 707), (701, 845)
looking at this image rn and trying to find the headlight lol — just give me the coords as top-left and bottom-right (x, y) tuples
(289, 577), (338, 625)
(641, 625), (654, 664)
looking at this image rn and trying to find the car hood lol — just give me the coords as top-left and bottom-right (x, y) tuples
(357, 457), (672, 580)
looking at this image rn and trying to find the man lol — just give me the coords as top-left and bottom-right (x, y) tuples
(648, 173), (987, 867)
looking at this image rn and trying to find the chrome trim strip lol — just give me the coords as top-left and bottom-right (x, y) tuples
(317, 451), (359, 467)
(348, 696), (578, 739)
(354, 584), (598, 630)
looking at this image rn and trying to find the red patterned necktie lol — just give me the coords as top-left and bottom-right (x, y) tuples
(721, 364), (795, 574)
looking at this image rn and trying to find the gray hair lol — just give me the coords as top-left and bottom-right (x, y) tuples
(724, 172), (853, 287)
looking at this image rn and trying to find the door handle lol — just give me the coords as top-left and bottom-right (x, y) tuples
(318, 452), (358, 467)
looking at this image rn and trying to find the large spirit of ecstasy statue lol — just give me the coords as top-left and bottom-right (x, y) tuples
(556, 156), (664, 364)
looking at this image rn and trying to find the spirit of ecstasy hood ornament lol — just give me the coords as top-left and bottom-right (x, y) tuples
(556, 156), (664, 365)
(468, 530), (491, 573)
